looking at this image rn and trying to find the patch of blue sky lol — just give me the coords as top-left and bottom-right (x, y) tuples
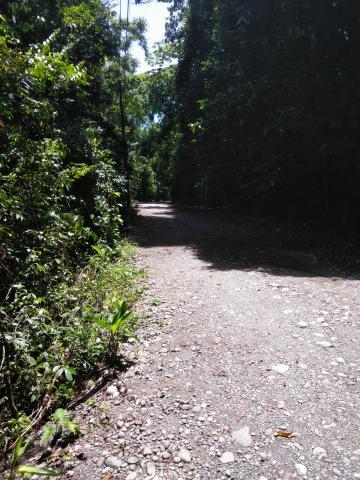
(114, 0), (170, 73)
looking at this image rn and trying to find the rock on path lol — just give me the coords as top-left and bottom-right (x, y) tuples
(57, 203), (360, 480)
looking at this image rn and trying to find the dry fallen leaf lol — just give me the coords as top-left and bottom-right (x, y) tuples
(274, 431), (294, 438)
(102, 475), (111, 480)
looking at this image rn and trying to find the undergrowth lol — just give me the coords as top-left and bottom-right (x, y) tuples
(0, 242), (144, 455)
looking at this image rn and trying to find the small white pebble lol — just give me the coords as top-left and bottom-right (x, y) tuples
(295, 463), (307, 477)
(272, 364), (289, 374)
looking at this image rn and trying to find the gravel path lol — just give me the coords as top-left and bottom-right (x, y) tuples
(60, 202), (360, 480)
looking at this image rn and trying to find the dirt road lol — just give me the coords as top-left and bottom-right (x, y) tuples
(66, 202), (360, 480)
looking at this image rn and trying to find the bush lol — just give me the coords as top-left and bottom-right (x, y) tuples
(0, 242), (144, 452)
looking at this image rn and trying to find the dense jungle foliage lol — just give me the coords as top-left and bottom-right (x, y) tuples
(0, 0), (159, 457)
(151, 0), (360, 228)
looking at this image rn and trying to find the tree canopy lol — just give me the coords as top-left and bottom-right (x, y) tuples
(163, 0), (360, 227)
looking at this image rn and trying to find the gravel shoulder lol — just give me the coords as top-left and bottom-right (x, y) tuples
(58, 202), (360, 480)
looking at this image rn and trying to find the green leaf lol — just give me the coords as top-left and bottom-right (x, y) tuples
(52, 408), (66, 422)
(51, 409), (78, 434)
(111, 311), (132, 334)
(61, 418), (79, 434)
(40, 424), (56, 445)
(53, 366), (64, 378)
(91, 316), (111, 331)
(64, 368), (73, 382)
(91, 245), (106, 258)
(13, 439), (28, 463)
(17, 464), (59, 476)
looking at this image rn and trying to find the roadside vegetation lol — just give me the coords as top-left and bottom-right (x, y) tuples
(0, 0), (147, 464)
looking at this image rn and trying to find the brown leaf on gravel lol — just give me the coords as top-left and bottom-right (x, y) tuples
(275, 431), (294, 438)
(101, 475), (111, 480)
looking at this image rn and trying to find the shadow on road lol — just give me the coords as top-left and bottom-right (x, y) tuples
(134, 202), (359, 279)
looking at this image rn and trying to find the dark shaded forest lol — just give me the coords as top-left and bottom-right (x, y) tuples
(160, 1), (360, 228)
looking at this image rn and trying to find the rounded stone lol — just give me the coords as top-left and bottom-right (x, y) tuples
(104, 456), (122, 469)
(178, 447), (191, 463)
(272, 364), (290, 374)
(220, 451), (235, 464)
(232, 426), (252, 447)
(295, 463), (307, 477)
(313, 446), (327, 458)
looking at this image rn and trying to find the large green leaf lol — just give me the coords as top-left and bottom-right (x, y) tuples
(13, 439), (28, 463)
(91, 316), (111, 331)
(17, 464), (59, 476)
(111, 311), (132, 334)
